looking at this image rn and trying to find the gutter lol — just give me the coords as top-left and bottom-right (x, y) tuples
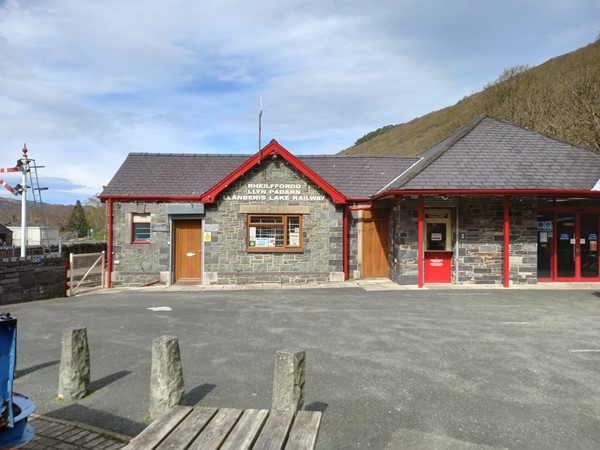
(373, 189), (600, 201)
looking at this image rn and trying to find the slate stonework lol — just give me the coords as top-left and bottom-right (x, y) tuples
(390, 196), (538, 285)
(390, 198), (419, 285)
(203, 160), (344, 284)
(111, 202), (171, 286)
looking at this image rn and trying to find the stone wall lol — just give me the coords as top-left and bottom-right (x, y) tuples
(389, 196), (538, 286)
(457, 197), (504, 284)
(347, 213), (360, 279)
(389, 198), (419, 285)
(110, 202), (170, 286)
(508, 197), (538, 284)
(0, 242), (106, 260)
(0, 255), (65, 304)
(203, 160), (344, 284)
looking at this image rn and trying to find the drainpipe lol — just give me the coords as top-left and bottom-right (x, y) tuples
(343, 205), (349, 280)
(503, 196), (510, 288)
(418, 195), (424, 288)
(106, 198), (113, 289)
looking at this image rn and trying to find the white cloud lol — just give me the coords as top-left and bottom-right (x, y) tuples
(0, 0), (598, 203)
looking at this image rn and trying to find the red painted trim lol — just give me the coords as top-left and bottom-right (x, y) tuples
(98, 195), (201, 202)
(418, 195), (424, 288)
(343, 205), (349, 280)
(200, 140), (346, 204)
(374, 189), (600, 200)
(107, 198), (113, 289)
(503, 196), (510, 288)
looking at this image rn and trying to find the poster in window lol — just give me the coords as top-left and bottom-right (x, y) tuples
(289, 232), (300, 246)
(255, 238), (269, 247)
(431, 233), (442, 241)
(250, 227), (257, 240)
(268, 238), (276, 247)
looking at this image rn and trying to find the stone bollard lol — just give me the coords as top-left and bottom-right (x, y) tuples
(149, 335), (184, 419)
(271, 350), (306, 411)
(58, 327), (90, 400)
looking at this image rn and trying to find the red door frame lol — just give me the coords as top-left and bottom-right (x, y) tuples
(538, 206), (600, 282)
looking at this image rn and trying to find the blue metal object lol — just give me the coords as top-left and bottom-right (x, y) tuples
(0, 313), (35, 449)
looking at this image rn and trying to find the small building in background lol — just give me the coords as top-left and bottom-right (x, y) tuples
(7, 226), (60, 246)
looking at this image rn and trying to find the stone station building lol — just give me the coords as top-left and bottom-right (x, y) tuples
(99, 115), (600, 288)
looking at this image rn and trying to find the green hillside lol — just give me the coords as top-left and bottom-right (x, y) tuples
(342, 39), (600, 156)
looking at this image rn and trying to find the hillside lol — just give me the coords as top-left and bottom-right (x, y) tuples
(0, 197), (74, 229)
(342, 39), (600, 156)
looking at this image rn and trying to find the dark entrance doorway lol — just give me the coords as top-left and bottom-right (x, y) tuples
(538, 209), (599, 282)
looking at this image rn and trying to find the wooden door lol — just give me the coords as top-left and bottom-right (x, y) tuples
(362, 210), (389, 277)
(174, 220), (202, 283)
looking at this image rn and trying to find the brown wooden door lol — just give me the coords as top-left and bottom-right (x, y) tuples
(362, 210), (389, 278)
(174, 220), (202, 283)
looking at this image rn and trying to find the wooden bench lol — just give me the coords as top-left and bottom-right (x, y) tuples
(123, 405), (322, 450)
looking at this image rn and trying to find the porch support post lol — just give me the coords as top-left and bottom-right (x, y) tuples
(106, 198), (113, 289)
(418, 195), (424, 288)
(503, 196), (510, 288)
(343, 205), (349, 280)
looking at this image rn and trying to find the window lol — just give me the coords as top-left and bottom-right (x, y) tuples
(132, 214), (151, 243)
(248, 215), (302, 250)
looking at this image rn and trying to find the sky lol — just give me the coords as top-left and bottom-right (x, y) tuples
(0, 0), (598, 205)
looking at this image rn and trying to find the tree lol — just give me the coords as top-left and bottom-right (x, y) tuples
(67, 200), (90, 238)
(84, 196), (106, 237)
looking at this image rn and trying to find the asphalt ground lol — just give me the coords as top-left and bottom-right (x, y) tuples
(7, 287), (600, 449)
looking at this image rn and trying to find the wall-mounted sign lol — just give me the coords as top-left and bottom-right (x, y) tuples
(204, 232), (212, 242)
(204, 224), (219, 232)
(152, 225), (168, 232)
(588, 233), (598, 240)
(223, 183), (326, 202)
(559, 233), (570, 241)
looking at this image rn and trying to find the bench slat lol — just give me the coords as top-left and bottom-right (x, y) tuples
(187, 408), (243, 450)
(252, 410), (294, 450)
(285, 411), (322, 450)
(123, 405), (193, 450)
(220, 409), (269, 450)
(156, 407), (218, 450)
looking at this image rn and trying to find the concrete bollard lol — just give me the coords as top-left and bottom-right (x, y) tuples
(271, 350), (306, 411)
(58, 327), (90, 400)
(149, 335), (184, 419)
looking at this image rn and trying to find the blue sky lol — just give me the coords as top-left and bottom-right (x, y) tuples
(0, 0), (598, 205)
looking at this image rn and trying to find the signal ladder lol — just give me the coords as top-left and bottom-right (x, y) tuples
(1, 145), (51, 255)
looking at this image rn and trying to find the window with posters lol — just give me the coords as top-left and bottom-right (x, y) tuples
(248, 214), (302, 251)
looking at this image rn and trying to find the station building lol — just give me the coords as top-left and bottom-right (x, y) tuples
(99, 115), (600, 288)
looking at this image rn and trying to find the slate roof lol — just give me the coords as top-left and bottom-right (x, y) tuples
(387, 115), (600, 191)
(99, 153), (418, 200)
(100, 115), (600, 201)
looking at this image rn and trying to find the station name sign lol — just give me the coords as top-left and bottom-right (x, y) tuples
(223, 183), (326, 202)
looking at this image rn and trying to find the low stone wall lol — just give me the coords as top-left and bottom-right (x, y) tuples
(0, 255), (66, 305)
(0, 242), (107, 260)
(0, 242), (106, 305)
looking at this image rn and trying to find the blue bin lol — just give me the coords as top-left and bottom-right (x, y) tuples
(0, 313), (35, 449)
